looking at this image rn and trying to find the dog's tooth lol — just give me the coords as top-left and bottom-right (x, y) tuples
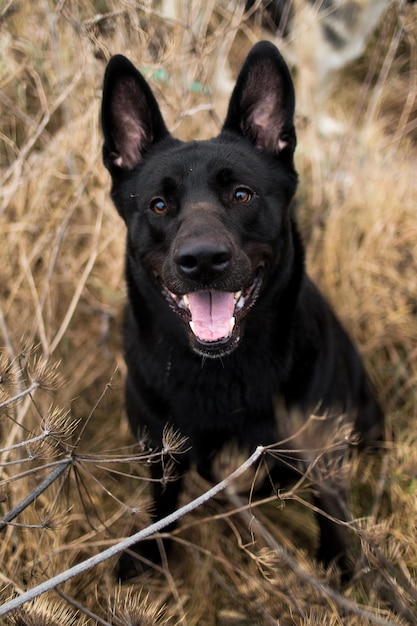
(229, 317), (236, 333)
(189, 321), (196, 335)
(235, 295), (245, 311)
(234, 291), (242, 302)
(182, 294), (190, 308)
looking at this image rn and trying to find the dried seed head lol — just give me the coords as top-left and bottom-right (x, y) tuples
(271, 401), (353, 488)
(26, 356), (63, 391)
(7, 596), (78, 626)
(29, 407), (79, 458)
(161, 424), (189, 457)
(41, 406), (80, 442)
(135, 427), (150, 453)
(16, 338), (37, 373)
(109, 588), (170, 626)
(35, 505), (70, 532)
(0, 351), (20, 388)
(160, 458), (179, 486)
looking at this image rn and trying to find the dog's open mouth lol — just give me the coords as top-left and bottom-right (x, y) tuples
(164, 271), (263, 355)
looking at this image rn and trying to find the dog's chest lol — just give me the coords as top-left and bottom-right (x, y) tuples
(164, 349), (281, 438)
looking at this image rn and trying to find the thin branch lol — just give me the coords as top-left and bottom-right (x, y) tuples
(0, 69), (83, 213)
(0, 459), (71, 531)
(72, 372), (116, 449)
(0, 446), (265, 617)
(0, 459), (70, 486)
(0, 305), (16, 363)
(0, 429), (52, 454)
(73, 460), (137, 513)
(365, 21), (403, 127)
(48, 204), (103, 355)
(0, 381), (40, 409)
(55, 588), (114, 626)
(227, 490), (400, 626)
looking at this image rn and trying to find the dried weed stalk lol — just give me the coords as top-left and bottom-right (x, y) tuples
(0, 0), (416, 624)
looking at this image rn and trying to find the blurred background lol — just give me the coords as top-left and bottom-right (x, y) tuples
(1, 1), (417, 624)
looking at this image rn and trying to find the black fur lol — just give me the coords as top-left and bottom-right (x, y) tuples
(101, 41), (383, 581)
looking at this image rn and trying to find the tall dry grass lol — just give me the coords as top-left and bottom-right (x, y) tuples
(1, 1), (417, 624)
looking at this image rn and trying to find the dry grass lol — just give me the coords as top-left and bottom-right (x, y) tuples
(1, 1), (417, 624)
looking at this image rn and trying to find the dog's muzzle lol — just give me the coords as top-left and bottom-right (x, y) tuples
(164, 267), (263, 357)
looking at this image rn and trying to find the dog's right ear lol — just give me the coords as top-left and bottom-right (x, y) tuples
(101, 55), (169, 172)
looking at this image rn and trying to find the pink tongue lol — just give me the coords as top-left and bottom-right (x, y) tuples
(188, 291), (235, 342)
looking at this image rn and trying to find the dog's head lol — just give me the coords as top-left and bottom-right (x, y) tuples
(101, 42), (299, 358)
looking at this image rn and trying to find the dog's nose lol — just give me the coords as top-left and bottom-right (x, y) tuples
(174, 240), (232, 281)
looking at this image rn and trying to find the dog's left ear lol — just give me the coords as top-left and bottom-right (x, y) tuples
(223, 41), (296, 158)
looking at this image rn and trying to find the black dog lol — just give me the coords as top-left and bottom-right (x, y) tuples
(101, 41), (383, 581)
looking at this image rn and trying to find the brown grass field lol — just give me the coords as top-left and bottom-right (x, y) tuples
(1, 1), (417, 624)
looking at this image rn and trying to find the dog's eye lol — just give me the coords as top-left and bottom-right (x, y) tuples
(234, 187), (253, 204)
(150, 197), (168, 215)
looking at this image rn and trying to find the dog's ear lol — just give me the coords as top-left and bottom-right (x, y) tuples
(101, 55), (169, 171)
(223, 41), (296, 157)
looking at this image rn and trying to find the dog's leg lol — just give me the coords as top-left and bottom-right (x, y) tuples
(354, 379), (385, 450)
(314, 484), (353, 581)
(117, 460), (188, 581)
